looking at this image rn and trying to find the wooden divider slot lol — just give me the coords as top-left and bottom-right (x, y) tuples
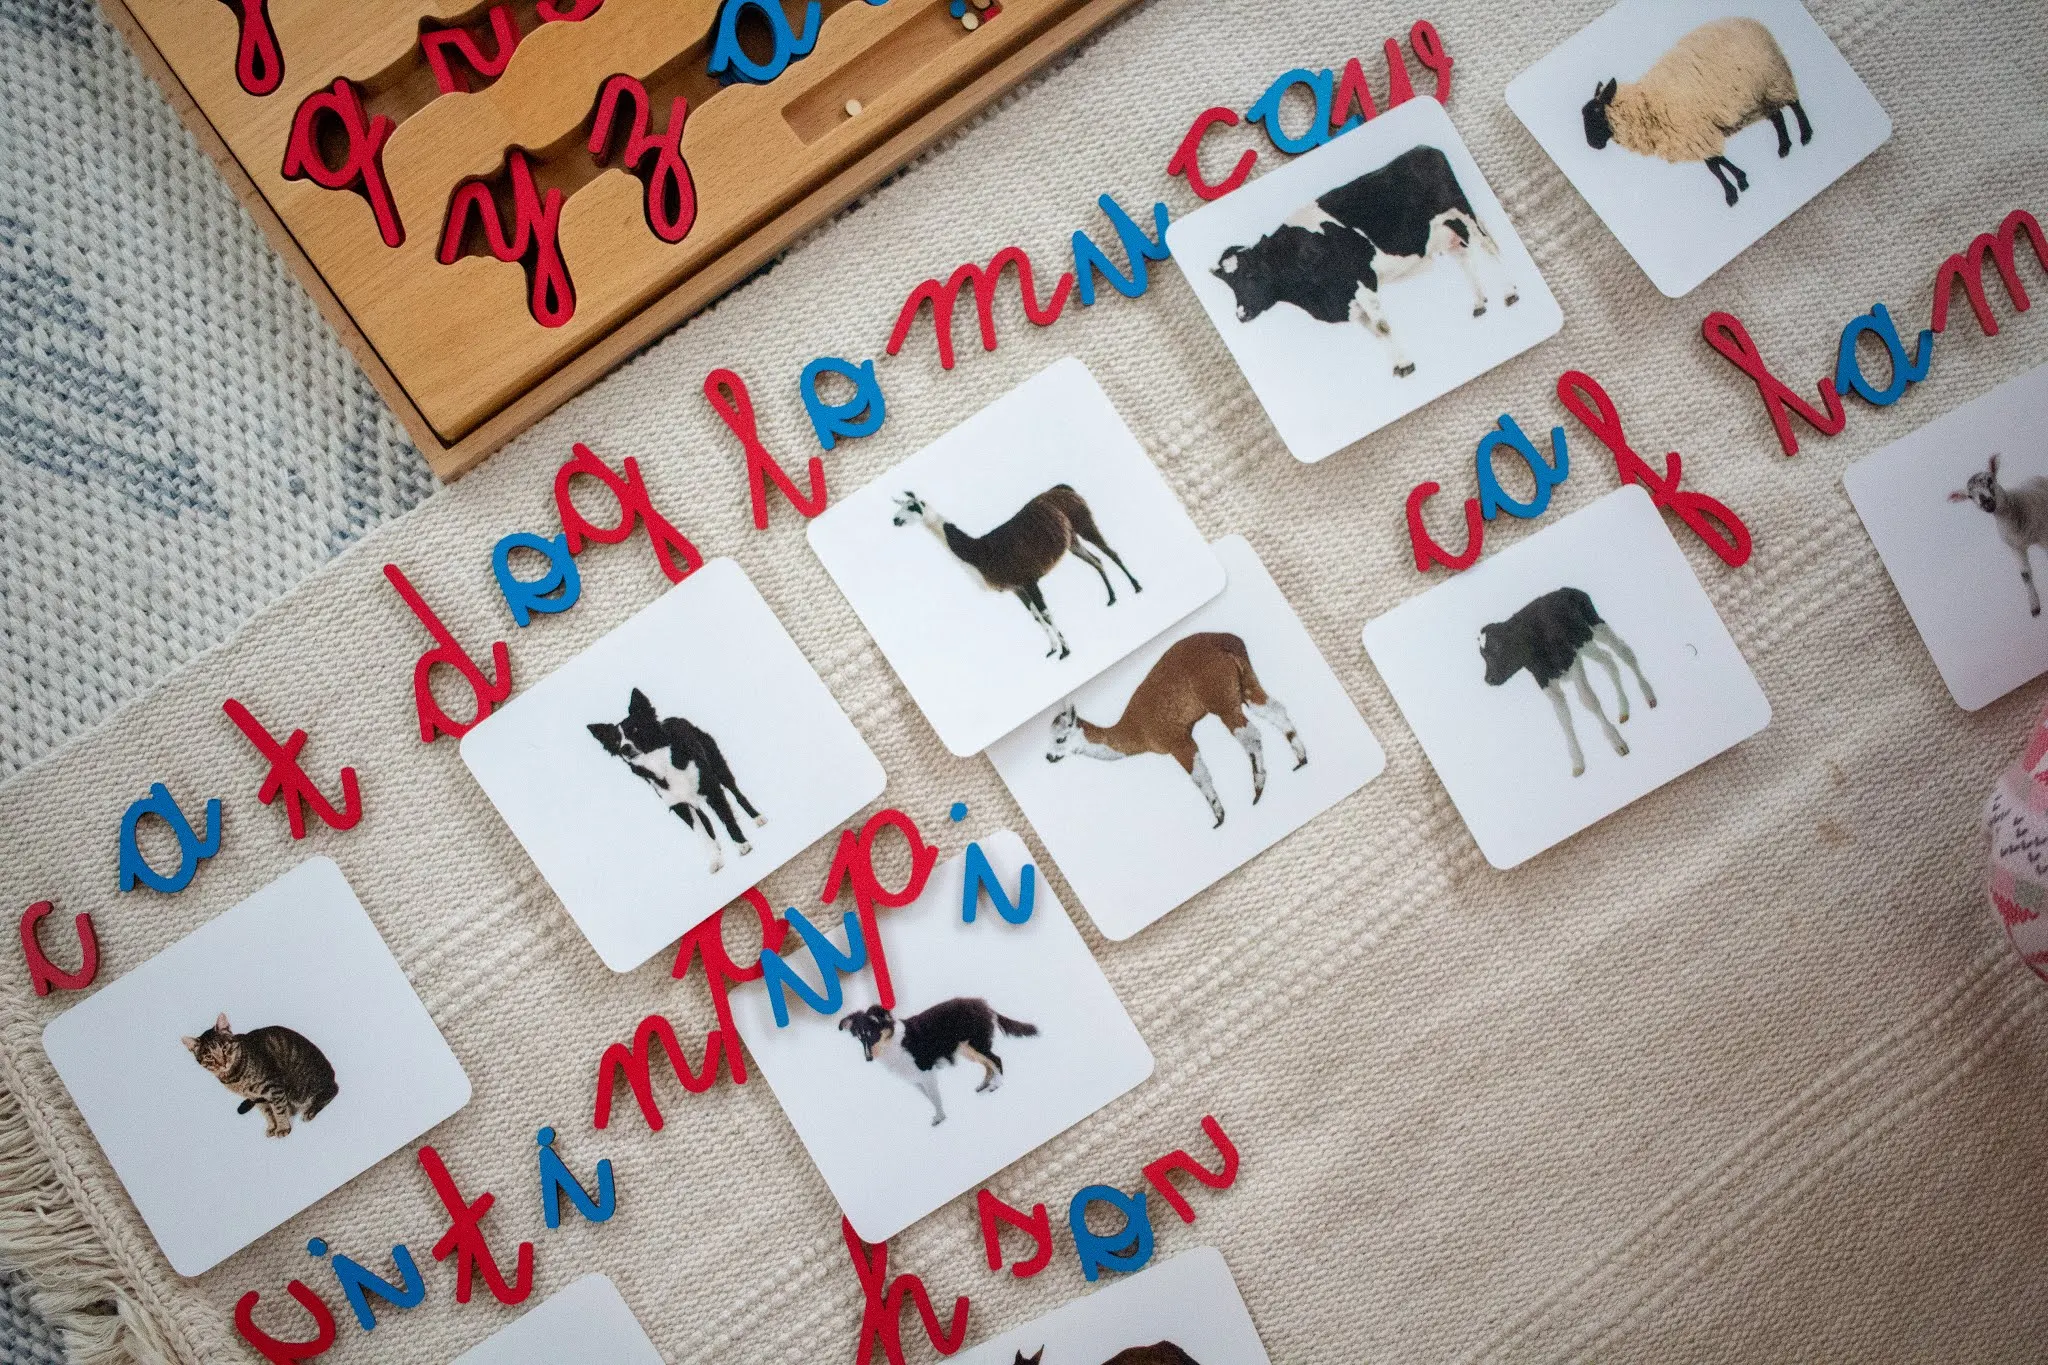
(783, 0), (988, 143)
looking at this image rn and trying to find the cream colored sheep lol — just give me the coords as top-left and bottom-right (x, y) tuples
(1581, 16), (1811, 207)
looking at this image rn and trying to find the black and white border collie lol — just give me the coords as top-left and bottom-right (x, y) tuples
(588, 688), (766, 874)
(839, 998), (1039, 1126)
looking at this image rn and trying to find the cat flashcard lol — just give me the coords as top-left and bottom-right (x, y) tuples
(1165, 97), (1562, 464)
(1505, 0), (1892, 297)
(1363, 486), (1771, 869)
(950, 1247), (1273, 1365)
(988, 535), (1387, 939)
(462, 558), (886, 972)
(1844, 360), (2048, 710)
(40, 857), (469, 1276)
(730, 831), (1152, 1241)
(451, 1274), (663, 1365)
(807, 358), (1227, 756)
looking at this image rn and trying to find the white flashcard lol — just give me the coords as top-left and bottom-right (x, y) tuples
(450, 1274), (663, 1365)
(988, 535), (1386, 939)
(1363, 486), (1771, 869)
(1506, 0), (1892, 297)
(462, 558), (886, 973)
(731, 831), (1152, 1241)
(41, 857), (469, 1277)
(1165, 97), (1562, 464)
(1844, 361), (2048, 710)
(952, 1247), (1273, 1365)
(807, 358), (1227, 756)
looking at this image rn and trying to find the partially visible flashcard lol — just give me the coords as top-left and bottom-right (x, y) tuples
(731, 831), (1152, 1241)
(952, 1246), (1273, 1365)
(989, 535), (1386, 939)
(1363, 486), (1770, 869)
(451, 1274), (663, 1365)
(1844, 360), (2048, 710)
(42, 857), (469, 1277)
(807, 358), (1227, 756)
(462, 558), (886, 972)
(1506, 0), (1891, 297)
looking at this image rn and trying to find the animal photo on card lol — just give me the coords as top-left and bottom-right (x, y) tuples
(950, 1247), (1273, 1365)
(181, 1012), (338, 1139)
(1166, 97), (1561, 464)
(587, 688), (767, 874)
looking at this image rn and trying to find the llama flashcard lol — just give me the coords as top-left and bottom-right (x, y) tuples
(1843, 360), (2048, 710)
(950, 1247), (1273, 1365)
(461, 558), (885, 972)
(1362, 486), (1771, 869)
(450, 1274), (663, 1365)
(988, 535), (1386, 939)
(1505, 0), (1892, 297)
(1165, 97), (1562, 464)
(806, 358), (1227, 756)
(40, 857), (469, 1277)
(729, 831), (1152, 1241)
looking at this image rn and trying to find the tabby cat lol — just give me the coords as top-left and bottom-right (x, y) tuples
(181, 1013), (339, 1138)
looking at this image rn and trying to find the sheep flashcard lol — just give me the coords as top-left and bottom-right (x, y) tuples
(40, 857), (470, 1277)
(950, 1247), (1273, 1365)
(987, 535), (1387, 940)
(1505, 0), (1892, 298)
(729, 831), (1152, 1241)
(450, 1275), (663, 1365)
(1843, 361), (2048, 711)
(1165, 97), (1562, 465)
(1362, 486), (1771, 869)
(808, 358), (1227, 756)
(461, 558), (886, 973)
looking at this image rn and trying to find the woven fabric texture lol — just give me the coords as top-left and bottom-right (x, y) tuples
(2, 0), (2047, 1361)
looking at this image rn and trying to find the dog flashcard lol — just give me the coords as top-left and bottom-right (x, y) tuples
(450, 1274), (663, 1365)
(1844, 360), (2048, 710)
(40, 857), (469, 1276)
(1505, 0), (1892, 297)
(1165, 97), (1562, 464)
(462, 558), (886, 972)
(1363, 486), (1770, 869)
(730, 830), (1152, 1241)
(807, 358), (1227, 756)
(988, 535), (1386, 939)
(951, 1247), (1273, 1365)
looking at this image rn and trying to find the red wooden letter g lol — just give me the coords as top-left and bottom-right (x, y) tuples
(554, 442), (703, 582)
(281, 79), (402, 247)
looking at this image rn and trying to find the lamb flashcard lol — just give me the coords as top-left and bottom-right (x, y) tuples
(1165, 97), (1562, 464)
(1362, 486), (1770, 869)
(450, 1274), (663, 1365)
(988, 535), (1386, 939)
(1505, 0), (1892, 297)
(40, 857), (469, 1277)
(950, 1246), (1272, 1365)
(807, 358), (1227, 756)
(1843, 361), (2048, 710)
(730, 831), (1152, 1241)
(461, 557), (885, 972)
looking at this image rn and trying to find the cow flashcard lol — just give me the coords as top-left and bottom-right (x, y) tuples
(40, 857), (470, 1277)
(1506, 0), (1891, 297)
(988, 535), (1387, 939)
(730, 831), (1152, 1241)
(807, 358), (1227, 756)
(461, 558), (886, 972)
(1362, 486), (1770, 869)
(1844, 360), (2048, 710)
(950, 1247), (1273, 1365)
(1165, 97), (1562, 464)
(451, 1275), (664, 1365)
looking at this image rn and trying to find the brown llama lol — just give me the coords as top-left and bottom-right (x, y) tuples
(892, 484), (1141, 659)
(1045, 631), (1305, 827)
(1010, 1345), (1202, 1365)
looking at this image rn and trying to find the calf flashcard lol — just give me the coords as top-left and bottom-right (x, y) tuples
(988, 535), (1386, 939)
(461, 558), (886, 972)
(1362, 486), (1770, 869)
(1505, 0), (1892, 297)
(1844, 361), (2048, 710)
(450, 1274), (663, 1365)
(40, 857), (469, 1277)
(1165, 97), (1562, 464)
(807, 358), (1227, 756)
(951, 1246), (1272, 1365)
(730, 831), (1152, 1241)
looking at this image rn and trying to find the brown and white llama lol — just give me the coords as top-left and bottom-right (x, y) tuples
(1010, 1344), (1202, 1365)
(1045, 631), (1305, 827)
(892, 484), (1141, 659)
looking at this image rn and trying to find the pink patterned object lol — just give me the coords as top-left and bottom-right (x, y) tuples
(1983, 700), (2048, 982)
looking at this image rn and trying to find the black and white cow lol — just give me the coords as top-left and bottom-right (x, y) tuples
(1478, 587), (1656, 778)
(1210, 145), (1518, 377)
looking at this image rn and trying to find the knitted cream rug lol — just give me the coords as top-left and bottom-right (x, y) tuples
(4, 0), (2048, 1361)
